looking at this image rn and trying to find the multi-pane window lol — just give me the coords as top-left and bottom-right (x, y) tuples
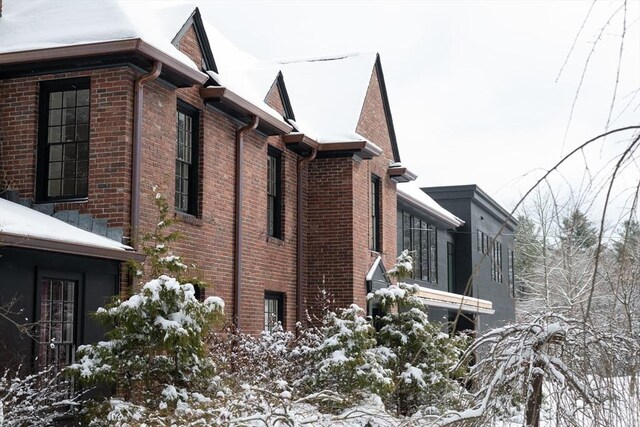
(370, 176), (381, 251)
(491, 241), (503, 283)
(400, 210), (437, 282)
(477, 230), (491, 255)
(175, 103), (199, 214)
(264, 292), (284, 332)
(38, 78), (90, 201)
(38, 278), (76, 370)
(267, 146), (282, 238)
(508, 249), (515, 294)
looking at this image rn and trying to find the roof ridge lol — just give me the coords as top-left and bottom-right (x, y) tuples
(277, 51), (376, 65)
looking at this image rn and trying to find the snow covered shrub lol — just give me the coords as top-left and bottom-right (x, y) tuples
(0, 365), (80, 426)
(68, 275), (225, 409)
(369, 282), (467, 416)
(209, 323), (305, 390)
(304, 304), (393, 409)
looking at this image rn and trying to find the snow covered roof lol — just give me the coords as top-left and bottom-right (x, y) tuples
(397, 181), (464, 228)
(277, 53), (378, 144)
(415, 286), (494, 315)
(0, 0), (202, 73)
(0, 199), (143, 262)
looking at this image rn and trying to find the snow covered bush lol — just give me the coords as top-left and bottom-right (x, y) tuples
(303, 304), (393, 410)
(369, 282), (468, 416)
(68, 275), (225, 412)
(0, 365), (80, 426)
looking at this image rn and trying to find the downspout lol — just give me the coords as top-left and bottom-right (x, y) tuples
(132, 61), (162, 248)
(234, 115), (259, 328)
(296, 147), (317, 325)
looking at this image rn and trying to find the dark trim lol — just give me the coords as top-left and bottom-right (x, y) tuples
(200, 86), (292, 136)
(267, 145), (283, 239)
(0, 39), (207, 87)
(370, 174), (381, 252)
(374, 54), (401, 163)
(36, 77), (91, 203)
(175, 100), (201, 216)
(276, 72), (296, 121)
(264, 291), (285, 329)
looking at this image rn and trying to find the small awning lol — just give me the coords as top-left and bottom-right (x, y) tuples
(415, 286), (494, 315)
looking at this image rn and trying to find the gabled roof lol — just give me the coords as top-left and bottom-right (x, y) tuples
(276, 52), (401, 161)
(0, 0), (203, 74)
(397, 181), (464, 228)
(0, 199), (144, 262)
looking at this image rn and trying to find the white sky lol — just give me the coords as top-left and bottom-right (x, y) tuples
(198, 1), (640, 212)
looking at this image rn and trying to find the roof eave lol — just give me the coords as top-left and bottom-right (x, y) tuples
(0, 39), (208, 86)
(0, 232), (146, 262)
(200, 86), (292, 136)
(315, 140), (381, 160)
(388, 166), (418, 183)
(282, 132), (319, 156)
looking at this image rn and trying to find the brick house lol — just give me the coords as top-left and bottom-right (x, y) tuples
(0, 0), (515, 372)
(0, 0), (415, 355)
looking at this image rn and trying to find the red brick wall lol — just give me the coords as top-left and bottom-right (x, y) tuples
(0, 68), (135, 230)
(355, 66), (398, 296)
(305, 157), (356, 313)
(178, 25), (204, 70)
(264, 80), (286, 117)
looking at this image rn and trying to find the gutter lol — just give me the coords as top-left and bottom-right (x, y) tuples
(131, 61), (162, 248)
(200, 87), (292, 135)
(0, 39), (208, 86)
(296, 145), (317, 325)
(234, 115), (259, 328)
(0, 232), (146, 263)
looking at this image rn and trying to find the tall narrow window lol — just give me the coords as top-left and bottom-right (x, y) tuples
(175, 102), (199, 214)
(264, 292), (284, 332)
(508, 249), (515, 294)
(370, 175), (381, 251)
(267, 146), (282, 238)
(38, 78), (90, 201)
(447, 242), (456, 293)
(38, 278), (76, 370)
(491, 241), (503, 283)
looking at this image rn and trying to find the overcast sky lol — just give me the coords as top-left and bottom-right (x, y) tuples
(198, 0), (640, 212)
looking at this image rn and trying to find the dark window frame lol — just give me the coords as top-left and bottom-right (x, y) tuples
(175, 100), (200, 215)
(264, 291), (284, 332)
(491, 240), (503, 283)
(447, 241), (456, 293)
(37, 77), (91, 203)
(370, 175), (381, 252)
(508, 248), (515, 295)
(400, 209), (438, 283)
(34, 269), (83, 374)
(267, 145), (283, 238)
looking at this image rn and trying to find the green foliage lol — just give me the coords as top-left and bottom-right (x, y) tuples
(561, 209), (597, 249)
(69, 275), (225, 405)
(306, 304), (393, 407)
(127, 187), (207, 292)
(369, 282), (468, 416)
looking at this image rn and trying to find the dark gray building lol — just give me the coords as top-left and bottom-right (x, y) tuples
(0, 196), (144, 372)
(396, 183), (496, 331)
(422, 185), (517, 334)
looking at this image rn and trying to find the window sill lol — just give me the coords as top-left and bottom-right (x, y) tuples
(174, 211), (203, 226)
(266, 235), (285, 246)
